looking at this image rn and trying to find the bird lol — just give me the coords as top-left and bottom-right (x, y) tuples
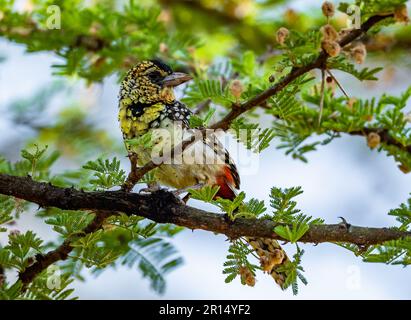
(118, 59), (290, 288)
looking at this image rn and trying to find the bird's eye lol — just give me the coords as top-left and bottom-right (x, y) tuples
(148, 71), (162, 82)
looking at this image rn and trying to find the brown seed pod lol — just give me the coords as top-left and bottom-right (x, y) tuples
(187, 46), (196, 55)
(239, 266), (256, 287)
(159, 42), (168, 53)
(351, 43), (367, 64)
(398, 164), (411, 174)
(9, 229), (21, 237)
(260, 250), (285, 272)
(89, 22), (102, 35)
(367, 132), (381, 149)
(394, 4), (410, 24)
(276, 27), (289, 45)
(322, 39), (341, 57)
(230, 80), (244, 100)
(157, 9), (172, 23)
(322, 1), (335, 18)
(346, 97), (357, 111)
(321, 24), (339, 42)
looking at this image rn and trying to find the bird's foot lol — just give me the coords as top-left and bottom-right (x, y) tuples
(139, 182), (165, 194)
(223, 213), (235, 224)
(338, 216), (351, 231)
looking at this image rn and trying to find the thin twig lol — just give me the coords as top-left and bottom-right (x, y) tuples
(326, 69), (349, 98)
(194, 99), (211, 115)
(318, 68), (326, 126)
(210, 14), (394, 131)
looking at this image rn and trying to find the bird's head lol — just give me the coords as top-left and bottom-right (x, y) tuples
(119, 60), (192, 107)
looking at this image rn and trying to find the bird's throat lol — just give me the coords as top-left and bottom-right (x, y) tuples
(159, 87), (176, 104)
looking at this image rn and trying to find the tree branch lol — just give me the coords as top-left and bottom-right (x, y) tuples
(348, 127), (411, 154)
(210, 14), (394, 131)
(0, 172), (409, 256)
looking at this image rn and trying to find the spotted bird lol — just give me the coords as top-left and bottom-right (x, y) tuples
(118, 60), (290, 288)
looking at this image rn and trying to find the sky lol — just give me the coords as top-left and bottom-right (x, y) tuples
(1, 3), (411, 299)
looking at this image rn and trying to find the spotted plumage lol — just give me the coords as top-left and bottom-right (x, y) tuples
(118, 60), (288, 288)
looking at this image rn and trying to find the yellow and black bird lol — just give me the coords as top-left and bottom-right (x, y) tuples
(118, 59), (289, 288)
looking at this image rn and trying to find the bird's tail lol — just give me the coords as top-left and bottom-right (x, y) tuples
(245, 237), (290, 289)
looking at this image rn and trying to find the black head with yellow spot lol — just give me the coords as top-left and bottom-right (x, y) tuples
(119, 60), (192, 107)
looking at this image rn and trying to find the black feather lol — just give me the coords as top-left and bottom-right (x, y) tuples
(150, 59), (173, 74)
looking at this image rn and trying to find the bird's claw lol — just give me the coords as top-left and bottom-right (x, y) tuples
(139, 182), (164, 194)
(338, 216), (351, 231)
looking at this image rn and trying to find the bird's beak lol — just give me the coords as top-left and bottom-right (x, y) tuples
(161, 72), (192, 87)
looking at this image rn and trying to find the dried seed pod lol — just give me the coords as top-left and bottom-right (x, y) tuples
(157, 9), (172, 23)
(322, 39), (341, 57)
(159, 42), (168, 53)
(276, 27), (289, 45)
(322, 1), (335, 18)
(89, 22), (102, 35)
(187, 46), (196, 55)
(398, 164), (411, 174)
(351, 43), (367, 64)
(394, 4), (410, 24)
(9, 229), (21, 237)
(239, 266), (256, 287)
(230, 80), (244, 100)
(346, 97), (357, 111)
(260, 250), (285, 272)
(367, 132), (381, 149)
(321, 24), (339, 42)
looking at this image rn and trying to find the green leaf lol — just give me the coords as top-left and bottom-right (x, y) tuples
(188, 185), (220, 202)
(125, 131), (153, 149)
(82, 157), (126, 190)
(189, 108), (216, 128)
(328, 56), (383, 81)
(215, 192), (246, 220)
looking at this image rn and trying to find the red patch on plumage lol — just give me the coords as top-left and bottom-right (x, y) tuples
(214, 166), (237, 200)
